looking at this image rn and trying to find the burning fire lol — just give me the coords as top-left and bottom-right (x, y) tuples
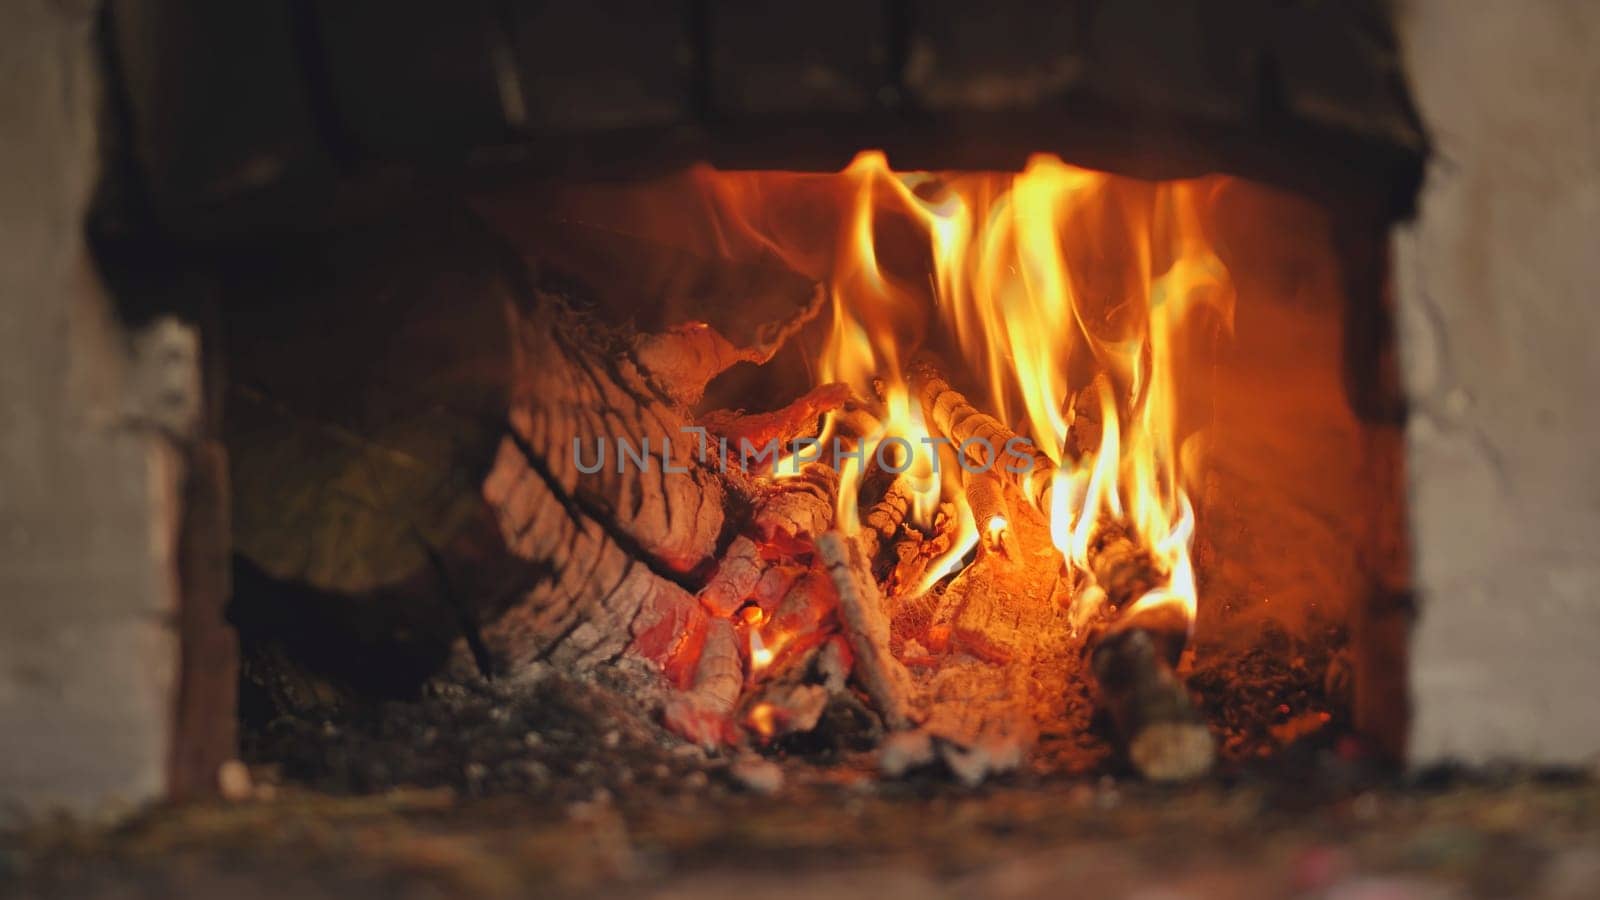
(695, 152), (1233, 630)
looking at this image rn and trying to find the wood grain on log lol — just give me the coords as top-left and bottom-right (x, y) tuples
(507, 307), (728, 574)
(479, 431), (707, 676)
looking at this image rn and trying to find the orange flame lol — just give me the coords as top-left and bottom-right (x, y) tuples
(691, 153), (1233, 626)
(749, 629), (774, 673)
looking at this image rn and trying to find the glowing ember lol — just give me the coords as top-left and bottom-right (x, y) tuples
(747, 701), (777, 740)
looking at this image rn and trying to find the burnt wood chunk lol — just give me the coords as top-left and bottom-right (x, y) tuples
(816, 531), (917, 730)
(1090, 609), (1214, 782)
(1087, 520), (1166, 612)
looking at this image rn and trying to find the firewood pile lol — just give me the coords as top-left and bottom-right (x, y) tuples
(226, 200), (1222, 788)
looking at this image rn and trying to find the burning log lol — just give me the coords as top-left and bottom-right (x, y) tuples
(910, 364), (1056, 510)
(963, 469), (1018, 560)
(702, 463), (833, 620)
(863, 477), (913, 546)
(1086, 518), (1166, 611)
(480, 435), (709, 674)
(700, 382), (852, 454)
(767, 569), (835, 644)
(907, 361), (1203, 782)
(224, 198), (840, 701)
(751, 561), (805, 614)
(829, 405), (886, 445)
(633, 322), (775, 407)
(1075, 513), (1208, 780)
(962, 469), (1008, 534)
(481, 280), (833, 679)
(753, 462), (839, 546)
(1089, 605), (1214, 782)
(858, 474), (915, 576)
(738, 634), (833, 741)
(476, 285), (751, 675)
(815, 531), (917, 730)
(698, 536), (765, 618)
(1064, 372), (1111, 461)
(663, 618), (743, 749)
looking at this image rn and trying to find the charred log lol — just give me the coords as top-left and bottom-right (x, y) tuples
(1086, 519), (1167, 611)
(698, 536), (766, 618)
(752, 462), (839, 546)
(662, 618), (744, 749)
(700, 382), (851, 454)
(816, 531), (917, 730)
(1089, 606), (1214, 782)
(861, 476), (913, 563)
(225, 201), (820, 696)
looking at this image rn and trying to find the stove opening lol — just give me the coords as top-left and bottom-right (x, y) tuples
(222, 151), (1407, 790)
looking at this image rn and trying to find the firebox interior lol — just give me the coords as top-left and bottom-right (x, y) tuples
(223, 155), (1408, 788)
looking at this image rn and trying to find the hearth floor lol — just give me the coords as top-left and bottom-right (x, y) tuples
(5, 771), (1597, 899)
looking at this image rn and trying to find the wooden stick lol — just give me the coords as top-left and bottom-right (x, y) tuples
(910, 363), (1056, 511)
(860, 475), (913, 562)
(1086, 518), (1166, 611)
(816, 531), (917, 730)
(1089, 606), (1213, 782)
